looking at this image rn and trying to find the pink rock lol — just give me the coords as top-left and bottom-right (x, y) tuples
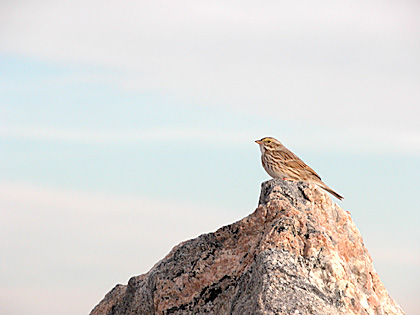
(91, 179), (404, 315)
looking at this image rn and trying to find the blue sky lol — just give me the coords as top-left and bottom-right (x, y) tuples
(1, 1), (419, 314)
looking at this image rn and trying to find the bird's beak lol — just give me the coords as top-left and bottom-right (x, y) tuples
(255, 140), (262, 144)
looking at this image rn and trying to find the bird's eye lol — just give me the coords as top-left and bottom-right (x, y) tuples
(266, 140), (271, 143)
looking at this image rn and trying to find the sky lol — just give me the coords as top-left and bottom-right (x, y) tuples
(1, 1), (419, 314)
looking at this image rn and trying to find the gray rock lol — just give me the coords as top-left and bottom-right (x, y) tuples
(91, 179), (404, 315)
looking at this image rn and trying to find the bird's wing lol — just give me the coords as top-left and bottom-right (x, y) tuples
(273, 149), (322, 180)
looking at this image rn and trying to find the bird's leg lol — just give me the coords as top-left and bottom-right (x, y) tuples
(282, 177), (296, 181)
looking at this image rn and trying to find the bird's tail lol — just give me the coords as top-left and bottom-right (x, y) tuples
(319, 183), (344, 200)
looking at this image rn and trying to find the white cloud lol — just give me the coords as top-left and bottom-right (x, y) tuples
(2, 123), (420, 155)
(0, 286), (99, 315)
(1, 0), (419, 136)
(0, 124), (259, 145)
(0, 181), (240, 315)
(0, 181), (238, 246)
(371, 247), (420, 267)
(1, 5), (418, 312)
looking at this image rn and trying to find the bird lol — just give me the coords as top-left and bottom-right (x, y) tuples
(255, 136), (344, 200)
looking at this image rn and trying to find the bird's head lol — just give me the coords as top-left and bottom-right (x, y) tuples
(255, 137), (282, 153)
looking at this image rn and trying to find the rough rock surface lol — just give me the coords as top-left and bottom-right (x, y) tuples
(91, 179), (404, 315)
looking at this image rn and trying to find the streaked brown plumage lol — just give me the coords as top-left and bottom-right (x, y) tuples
(255, 137), (343, 200)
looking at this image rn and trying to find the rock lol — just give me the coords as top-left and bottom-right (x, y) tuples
(90, 179), (404, 315)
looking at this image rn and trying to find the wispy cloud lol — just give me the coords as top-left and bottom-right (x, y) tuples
(0, 286), (99, 315)
(371, 248), (420, 267)
(0, 181), (239, 315)
(0, 181), (237, 236)
(1, 3), (419, 314)
(2, 124), (420, 155)
(1, 0), (419, 134)
(0, 124), (258, 145)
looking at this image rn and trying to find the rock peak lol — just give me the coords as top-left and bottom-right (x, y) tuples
(91, 179), (404, 315)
